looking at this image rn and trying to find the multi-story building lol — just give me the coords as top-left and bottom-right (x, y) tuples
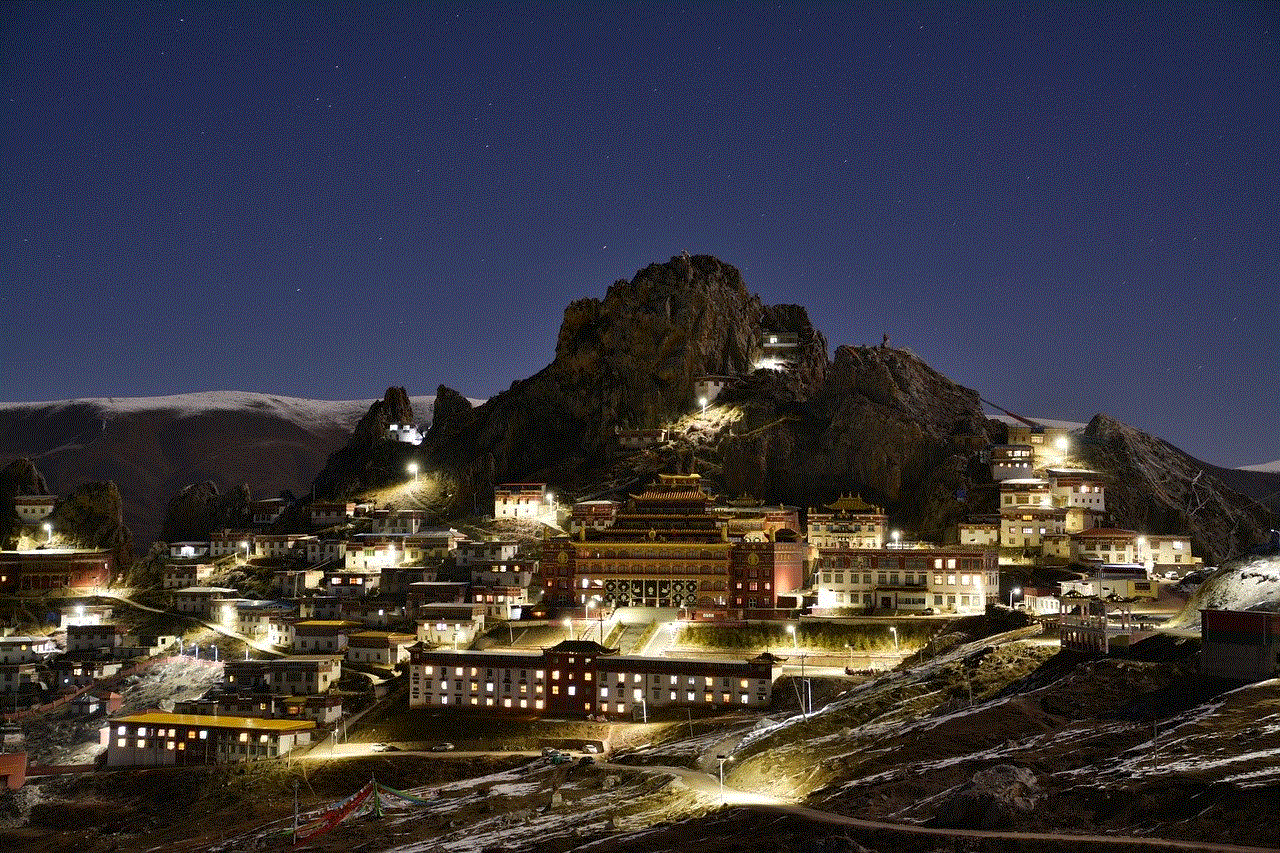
(223, 655), (344, 695)
(50, 658), (124, 690)
(989, 445), (1035, 480)
(493, 483), (549, 520)
(805, 494), (887, 550)
(173, 586), (239, 617)
(209, 531), (254, 559)
(1005, 424), (1074, 468)
(289, 621), (361, 654)
(408, 640), (777, 718)
(369, 509), (428, 535)
(305, 537), (348, 566)
(0, 636), (57, 664)
(346, 631), (416, 668)
(456, 539), (520, 567)
(344, 542), (398, 572)
(571, 500), (620, 531)
(957, 521), (999, 547)
(13, 495), (57, 525)
(1000, 506), (1066, 551)
(66, 624), (127, 655)
(164, 562), (215, 589)
(712, 502), (801, 542)
(813, 546), (999, 613)
(101, 712), (314, 766)
(250, 498), (288, 525)
(168, 542), (210, 560)
(310, 501), (358, 527)
(0, 549), (114, 593)
(540, 474), (803, 615)
(253, 533), (315, 559)
(322, 570), (381, 597)
(415, 603), (486, 647)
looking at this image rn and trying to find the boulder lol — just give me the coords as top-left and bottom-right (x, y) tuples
(930, 764), (1043, 829)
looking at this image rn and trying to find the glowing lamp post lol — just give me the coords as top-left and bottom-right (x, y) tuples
(889, 625), (898, 653)
(407, 462), (419, 483)
(1010, 586), (1022, 608)
(239, 540), (250, 563)
(787, 623), (798, 649)
(717, 754), (731, 801)
(843, 642), (853, 671)
(42, 522), (52, 543)
(699, 396), (708, 414)
(562, 617), (573, 639)
(890, 529), (901, 549)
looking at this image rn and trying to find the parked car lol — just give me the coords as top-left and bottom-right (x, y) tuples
(578, 755), (595, 766)
(541, 747), (560, 757)
(369, 743), (390, 752)
(583, 743), (600, 754)
(430, 742), (456, 752)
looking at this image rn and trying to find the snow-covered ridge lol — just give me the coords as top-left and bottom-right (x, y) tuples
(0, 390), (485, 431)
(1239, 459), (1280, 473)
(987, 414), (1088, 431)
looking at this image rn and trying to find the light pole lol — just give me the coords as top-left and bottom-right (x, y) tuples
(42, 522), (52, 543)
(210, 644), (218, 662)
(716, 754), (730, 801)
(843, 642), (853, 672)
(890, 529), (901, 549)
(562, 617), (573, 639)
(640, 695), (647, 723)
(699, 396), (708, 414)
(240, 540), (250, 563)
(407, 462), (418, 483)
(889, 625), (898, 653)
(787, 623), (797, 650)
(1009, 586), (1022, 609)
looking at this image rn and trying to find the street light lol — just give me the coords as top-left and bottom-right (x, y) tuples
(786, 623), (797, 649)
(699, 396), (708, 414)
(890, 530), (901, 549)
(562, 617), (573, 639)
(1010, 586), (1022, 609)
(716, 754), (730, 801)
(843, 642), (853, 671)
(239, 540), (250, 563)
(640, 695), (648, 723)
(889, 625), (899, 652)
(407, 462), (418, 483)
(42, 522), (52, 543)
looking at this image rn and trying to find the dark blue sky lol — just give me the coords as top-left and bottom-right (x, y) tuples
(2, 2), (1276, 466)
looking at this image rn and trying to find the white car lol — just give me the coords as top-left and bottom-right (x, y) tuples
(583, 743), (600, 754)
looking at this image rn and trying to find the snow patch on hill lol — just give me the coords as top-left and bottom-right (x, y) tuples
(1167, 554), (1280, 627)
(0, 390), (474, 431)
(1239, 459), (1280, 473)
(987, 414), (1088, 431)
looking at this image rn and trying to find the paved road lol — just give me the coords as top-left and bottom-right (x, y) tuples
(601, 762), (1280, 853)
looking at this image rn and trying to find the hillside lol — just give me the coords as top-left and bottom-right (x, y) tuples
(0, 391), (443, 551)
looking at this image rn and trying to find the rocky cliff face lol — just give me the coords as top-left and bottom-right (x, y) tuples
(721, 344), (994, 536)
(1, 457), (51, 547)
(394, 254), (829, 508)
(47, 481), (132, 571)
(1079, 414), (1273, 564)
(161, 481), (252, 543)
(312, 387), (419, 498)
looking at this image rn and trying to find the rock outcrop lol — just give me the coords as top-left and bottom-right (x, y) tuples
(930, 764), (1043, 829)
(1, 458), (50, 547)
(161, 481), (252, 543)
(46, 481), (132, 571)
(1079, 414), (1274, 564)
(312, 388), (420, 498)
(721, 345), (994, 535)
(399, 255), (829, 509)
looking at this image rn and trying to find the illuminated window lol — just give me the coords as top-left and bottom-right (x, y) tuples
(136, 738), (146, 748)
(117, 737), (126, 748)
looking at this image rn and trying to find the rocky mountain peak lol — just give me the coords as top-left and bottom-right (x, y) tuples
(1079, 413), (1272, 563)
(348, 387), (415, 449)
(161, 480), (252, 543)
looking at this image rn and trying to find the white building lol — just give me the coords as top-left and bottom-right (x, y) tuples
(0, 636), (57, 665)
(369, 509), (427, 535)
(456, 539), (520, 567)
(173, 587), (239, 617)
(813, 547), (999, 613)
(388, 423), (424, 444)
(493, 484), (549, 520)
(13, 496), (57, 525)
(168, 542), (210, 560)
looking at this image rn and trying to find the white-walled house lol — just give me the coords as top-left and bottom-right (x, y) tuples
(14, 496), (57, 525)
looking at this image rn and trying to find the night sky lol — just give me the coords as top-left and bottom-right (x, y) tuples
(2, 2), (1276, 467)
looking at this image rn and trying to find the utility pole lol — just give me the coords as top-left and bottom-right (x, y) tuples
(292, 779), (299, 844)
